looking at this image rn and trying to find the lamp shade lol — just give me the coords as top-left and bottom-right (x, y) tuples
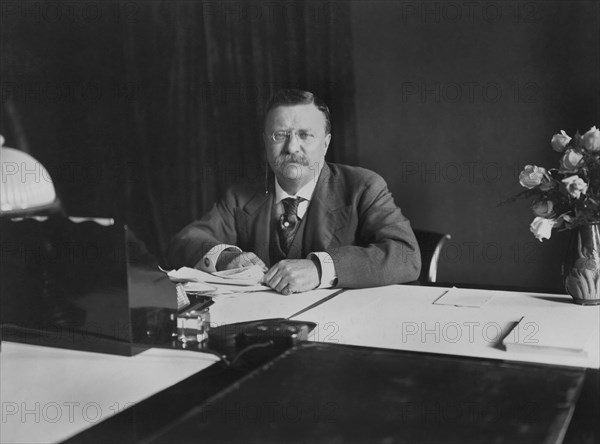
(1, 143), (58, 214)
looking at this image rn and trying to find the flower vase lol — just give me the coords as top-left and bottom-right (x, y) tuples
(563, 224), (600, 305)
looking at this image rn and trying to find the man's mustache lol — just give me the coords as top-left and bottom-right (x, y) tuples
(273, 153), (310, 168)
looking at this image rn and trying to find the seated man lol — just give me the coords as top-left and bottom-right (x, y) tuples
(167, 89), (420, 294)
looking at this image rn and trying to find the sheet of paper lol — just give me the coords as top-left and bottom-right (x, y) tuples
(181, 281), (267, 294)
(169, 266), (265, 287)
(502, 312), (595, 357)
(208, 288), (340, 326)
(180, 281), (217, 293)
(291, 285), (600, 369)
(202, 283), (268, 295)
(168, 266), (224, 283)
(433, 287), (493, 308)
(169, 266), (269, 295)
(212, 265), (265, 284)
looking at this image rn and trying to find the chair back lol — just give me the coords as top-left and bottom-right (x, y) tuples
(414, 229), (451, 283)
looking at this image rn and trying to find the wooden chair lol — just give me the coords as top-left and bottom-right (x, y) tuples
(413, 229), (451, 283)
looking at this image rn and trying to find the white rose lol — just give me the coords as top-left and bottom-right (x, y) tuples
(530, 217), (557, 242)
(582, 126), (600, 152)
(559, 149), (584, 173)
(551, 130), (571, 152)
(518, 165), (547, 189)
(562, 175), (588, 199)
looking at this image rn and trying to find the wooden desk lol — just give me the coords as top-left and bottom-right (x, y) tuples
(0, 288), (339, 444)
(4, 285), (599, 443)
(0, 343), (218, 443)
(66, 343), (589, 444)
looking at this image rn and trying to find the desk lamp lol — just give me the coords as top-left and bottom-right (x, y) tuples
(0, 135), (62, 217)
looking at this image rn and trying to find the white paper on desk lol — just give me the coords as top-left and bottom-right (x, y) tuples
(502, 313), (594, 357)
(180, 281), (217, 293)
(169, 266), (264, 286)
(183, 282), (267, 295)
(168, 266), (212, 282)
(433, 287), (493, 308)
(212, 265), (265, 284)
(209, 289), (339, 326)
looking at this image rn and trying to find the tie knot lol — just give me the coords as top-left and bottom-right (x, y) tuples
(282, 197), (302, 217)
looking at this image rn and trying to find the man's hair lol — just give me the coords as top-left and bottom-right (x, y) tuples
(264, 89), (331, 134)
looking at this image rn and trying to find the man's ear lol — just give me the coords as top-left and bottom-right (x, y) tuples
(324, 133), (332, 153)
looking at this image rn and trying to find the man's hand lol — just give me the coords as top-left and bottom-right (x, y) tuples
(216, 250), (267, 272)
(264, 259), (320, 294)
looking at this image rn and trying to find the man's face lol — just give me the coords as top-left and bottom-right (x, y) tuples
(264, 104), (331, 187)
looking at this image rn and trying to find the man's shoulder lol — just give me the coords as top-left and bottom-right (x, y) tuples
(222, 177), (265, 205)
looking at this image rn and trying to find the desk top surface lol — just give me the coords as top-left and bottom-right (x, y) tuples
(0, 342), (218, 444)
(2, 283), (599, 443)
(293, 284), (600, 369)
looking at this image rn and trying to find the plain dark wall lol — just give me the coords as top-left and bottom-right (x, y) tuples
(350, 1), (600, 290)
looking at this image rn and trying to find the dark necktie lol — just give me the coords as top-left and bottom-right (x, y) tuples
(278, 197), (302, 255)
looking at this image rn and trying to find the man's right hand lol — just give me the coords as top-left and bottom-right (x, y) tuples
(216, 250), (268, 272)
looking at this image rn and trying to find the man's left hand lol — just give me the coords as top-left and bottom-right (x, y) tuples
(264, 259), (320, 294)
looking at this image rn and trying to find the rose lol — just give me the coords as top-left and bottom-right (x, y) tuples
(559, 149), (584, 173)
(562, 175), (588, 199)
(551, 130), (572, 152)
(531, 200), (555, 218)
(518, 165), (547, 189)
(530, 217), (557, 241)
(582, 126), (600, 152)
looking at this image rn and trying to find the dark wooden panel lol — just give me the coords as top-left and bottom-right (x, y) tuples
(146, 343), (584, 444)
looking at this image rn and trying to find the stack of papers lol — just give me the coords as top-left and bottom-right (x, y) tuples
(167, 266), (268, 295)
(212, 266), (265, 283)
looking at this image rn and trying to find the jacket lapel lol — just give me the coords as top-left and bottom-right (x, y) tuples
(301, 163), (352, 254)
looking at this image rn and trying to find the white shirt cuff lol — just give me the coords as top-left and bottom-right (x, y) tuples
(195, 244), (241, 272)
(308, 252), (338, 288)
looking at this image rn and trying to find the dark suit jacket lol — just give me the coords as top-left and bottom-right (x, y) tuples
(167, 163), (421, 288)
